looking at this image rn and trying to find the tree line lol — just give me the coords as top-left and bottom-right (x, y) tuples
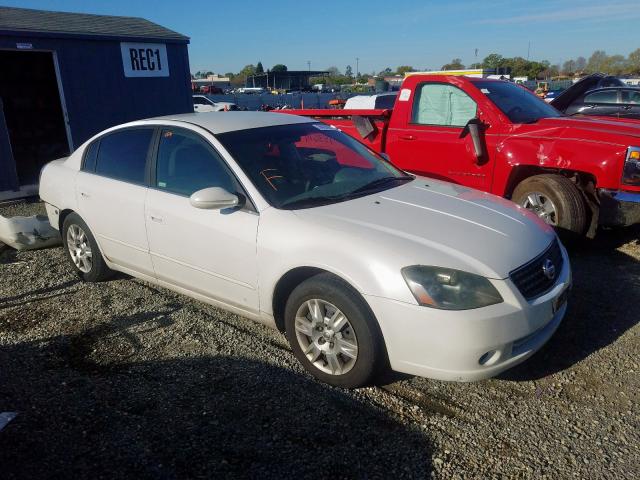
(193, 49), (640, 86)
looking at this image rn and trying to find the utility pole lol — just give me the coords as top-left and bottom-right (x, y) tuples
(527, 41), (531, 61)
(356, 57), (359, 83)
(307, 60), (311, 72)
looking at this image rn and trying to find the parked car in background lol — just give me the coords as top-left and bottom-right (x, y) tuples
(344, 92), (398, 110)
(39, 112), (570, 388)
(282, 74), (640, 237)
(551, 75), (640, 120)
(193, 95), (238, 112)
(200, 85), (224, 95)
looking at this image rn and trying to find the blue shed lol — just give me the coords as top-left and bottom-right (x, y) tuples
(0, 6), (193, 198)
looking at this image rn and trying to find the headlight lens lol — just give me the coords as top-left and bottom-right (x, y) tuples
(622, 146), (640, 186)
(402, 266), (503, 310)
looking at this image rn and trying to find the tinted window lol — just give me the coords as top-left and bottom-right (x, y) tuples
(622, 90), (640, 104)
(412, 84), (477, 127)
(474, 80), (562, 123)
(584, 90), (618, 104)
(155, 128), (238, 196)
(95, 129), (153, 184)
(82, 140), (99, 172)
(217, 123), (409, 210)
(193, 97), (209, 105)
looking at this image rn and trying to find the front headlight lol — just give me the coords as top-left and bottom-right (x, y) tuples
(622, 146), (640, 186)
(402, 266), (503, 310)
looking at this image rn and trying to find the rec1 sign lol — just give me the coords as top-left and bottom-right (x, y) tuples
(120, 42), (170, 78)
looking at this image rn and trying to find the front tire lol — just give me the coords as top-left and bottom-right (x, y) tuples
(62, 213), (113, 282)
(284, 273), (385, 388)
(512, 174), (588, 236)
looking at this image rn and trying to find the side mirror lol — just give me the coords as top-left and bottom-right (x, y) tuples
(465, 118), (487, 163)
(189, 187), (239, 210)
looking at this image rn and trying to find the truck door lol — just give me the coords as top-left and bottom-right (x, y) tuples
(386, 82), (493, 191)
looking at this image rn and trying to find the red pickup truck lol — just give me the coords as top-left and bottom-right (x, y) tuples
(282, 75), (640, 237)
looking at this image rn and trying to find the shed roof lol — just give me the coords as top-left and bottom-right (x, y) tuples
(0, 6), (188, 42)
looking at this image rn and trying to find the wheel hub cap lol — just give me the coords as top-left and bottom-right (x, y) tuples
(66, 224), (93, 273)
(521, 192), (558, 225)
(294, 299), (358, 375)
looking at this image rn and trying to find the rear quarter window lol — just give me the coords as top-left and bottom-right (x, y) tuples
(94, 128), (154, 185)
(82, 140), (99, 172)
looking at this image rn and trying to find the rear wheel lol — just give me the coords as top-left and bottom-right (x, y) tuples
(62, 213), (113, 282)
(284, 273), (385, 388)
(512, 174), (587, 236)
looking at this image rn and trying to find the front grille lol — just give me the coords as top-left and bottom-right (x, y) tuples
(510, 239), (563, 300)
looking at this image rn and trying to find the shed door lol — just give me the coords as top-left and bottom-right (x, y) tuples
(0, 50), (70, 187)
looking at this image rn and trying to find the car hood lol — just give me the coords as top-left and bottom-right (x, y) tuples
(512, 116), (640, 145)
(550, 73), (625, 111)
(292, 178), (556, 279)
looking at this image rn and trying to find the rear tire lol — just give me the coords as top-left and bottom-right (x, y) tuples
(62, 213), (113, 282)
(512, 174), (588, 236)
(284, 273), (386, 388)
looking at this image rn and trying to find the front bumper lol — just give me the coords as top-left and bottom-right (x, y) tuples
(599, 189), (640, 227)
(366, 246), (571, 382)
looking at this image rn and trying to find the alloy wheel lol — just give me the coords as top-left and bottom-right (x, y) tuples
(521, 192), (558, 225)
(66, 224), (93, 273)
(294, 299), (358, 375)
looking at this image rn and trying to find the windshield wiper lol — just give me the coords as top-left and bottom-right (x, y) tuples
(349, 175), (413, 195)
(280, 195), (349, 210)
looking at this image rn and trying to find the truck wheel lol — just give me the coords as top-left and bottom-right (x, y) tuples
(62, 213), (113, 282)
(512, 174), (587, 235)
(284, 273), (386, 388)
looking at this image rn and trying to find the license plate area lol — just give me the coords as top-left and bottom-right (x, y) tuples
(552, 285), (570, 313)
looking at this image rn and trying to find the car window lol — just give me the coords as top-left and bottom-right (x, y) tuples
(474, 80), (561, 123)
(155, 128), (239, 196)
(94, 128), (153, 184)
(216, 123), (409, 210)
(82, 139), (100, 172)
(193, 97), (208, 105)
(412, 84), (477, 127)
(621, 90), (640, 104)
(584, 90), (618, 104)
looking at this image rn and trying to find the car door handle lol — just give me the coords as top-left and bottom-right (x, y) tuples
(399, 135), (416, 141)
(150, 215), (163, 223)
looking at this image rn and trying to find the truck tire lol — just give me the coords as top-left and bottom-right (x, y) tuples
(512, 174), (587, 235)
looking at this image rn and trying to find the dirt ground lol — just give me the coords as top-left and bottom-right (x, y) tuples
(1, 199), (638, 479)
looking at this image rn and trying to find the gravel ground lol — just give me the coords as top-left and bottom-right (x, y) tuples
(1, 199), (638, 479)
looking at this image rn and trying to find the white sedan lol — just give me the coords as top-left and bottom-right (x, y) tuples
(193, 95), (238, 112)
(39, 112), (571, 388)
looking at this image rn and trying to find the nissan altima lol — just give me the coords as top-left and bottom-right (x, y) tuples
(39, 112), (571, 388)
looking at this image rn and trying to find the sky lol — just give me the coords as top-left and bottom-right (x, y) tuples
(4, 0), (639, 74)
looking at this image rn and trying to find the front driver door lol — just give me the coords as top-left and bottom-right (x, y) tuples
(386, 82), (493, 191)
(145, 127), (259, 313)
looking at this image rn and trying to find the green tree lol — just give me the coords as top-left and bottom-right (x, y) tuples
(378, 67), (393, 76)
(586, 50), (608, 73)
(395, 65), (415, 75)
(441, 58), (465, 70)
(272, 64), (288, 72)
(628, 48), (640, 75)
(601, 54), (627, 75)
(345, 65), (353, 78)
(575, 56), (587, 72)
(482, 53), (504, 69)
(256, 62), (264, 74)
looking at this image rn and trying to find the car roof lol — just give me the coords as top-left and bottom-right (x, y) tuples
(151, 111), (314, 134)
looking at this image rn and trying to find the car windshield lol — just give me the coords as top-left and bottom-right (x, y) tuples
(474, 80), (562, 123)
(216, 123), (412, 209)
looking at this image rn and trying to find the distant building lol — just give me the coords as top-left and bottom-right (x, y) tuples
(192, 74), (231, 91)
(246, 71), (328, 91)
(0, 6), (192, 199)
